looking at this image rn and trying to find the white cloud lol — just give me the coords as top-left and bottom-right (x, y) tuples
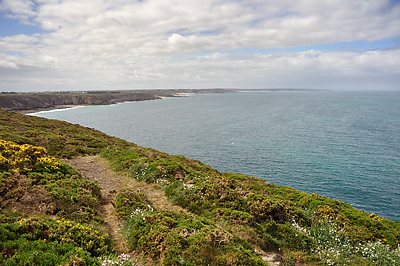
(0, 59), (19, 69)
(0, 0), (36, 23)
(1, 34), (38, 43)
(0, 0), (400, 91)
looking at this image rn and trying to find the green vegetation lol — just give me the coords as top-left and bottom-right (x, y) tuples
(0, 109), (130, 158)
(0, 216), (112, 265)
(0, 140), (115, 265)
(0, 91), (160, 112)
(1, 109), (400, 265)
(0, 111), (136, 265)
(0, 139), (101, 223)
(125, 211), (265, 266)
(101, 140), (400, 265)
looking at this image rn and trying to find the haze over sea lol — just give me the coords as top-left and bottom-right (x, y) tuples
(32, 91), (400, 221)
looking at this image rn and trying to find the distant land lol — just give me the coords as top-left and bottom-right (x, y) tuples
(0, 88), (329, 112)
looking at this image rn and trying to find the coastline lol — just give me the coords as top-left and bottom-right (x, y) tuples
(0, 91), (161, 113)
(13, 91), (202, 114)
(2, 89), (329, 114)
(21, 105), (86, 115)
(22, 94), (178, 114)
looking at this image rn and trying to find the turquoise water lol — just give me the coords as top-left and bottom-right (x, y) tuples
(32, 91), (400, 221)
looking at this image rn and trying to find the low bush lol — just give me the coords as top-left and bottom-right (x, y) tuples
(113, 188), (152, 219)
(124, 211), (266, 265)
(0, 110), (130, 158)
(0, 139), (102, 223)
(0, 216), (113, 265)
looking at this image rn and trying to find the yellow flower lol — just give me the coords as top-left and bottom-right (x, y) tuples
(0, 154), (9, 164)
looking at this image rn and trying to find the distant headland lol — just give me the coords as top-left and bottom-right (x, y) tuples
(0, 88), (329, 113)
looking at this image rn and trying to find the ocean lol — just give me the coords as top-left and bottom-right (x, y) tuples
(31, 91), (400, 221)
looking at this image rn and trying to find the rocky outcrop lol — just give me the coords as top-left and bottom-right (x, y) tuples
(0, 91), (161, 112)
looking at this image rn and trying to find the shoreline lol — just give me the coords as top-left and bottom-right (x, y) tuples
(0, 90), (162, 113)
(17, 92), (196, 114)
(26, 105), (86, 115)
(3, 89), (329, 114)
(21, 105), (87, 115)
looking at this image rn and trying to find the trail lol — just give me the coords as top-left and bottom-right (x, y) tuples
(63, 155), (187, 265)
(64, 155), (282, 266)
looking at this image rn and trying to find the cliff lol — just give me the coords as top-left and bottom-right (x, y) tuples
(0, 91), (160, 112)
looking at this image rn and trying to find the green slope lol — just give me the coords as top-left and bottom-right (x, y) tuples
(1, 110), (399, 265)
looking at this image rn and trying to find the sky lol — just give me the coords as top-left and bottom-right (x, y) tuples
(0, 0), (400, 92)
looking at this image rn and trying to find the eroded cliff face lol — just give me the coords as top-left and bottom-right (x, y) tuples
(0, 92), (160, 111)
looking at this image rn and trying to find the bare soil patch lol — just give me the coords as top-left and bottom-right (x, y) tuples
(63, 155), (186, 253)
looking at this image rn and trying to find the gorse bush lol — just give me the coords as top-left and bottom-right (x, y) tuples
(0, 139), (102, 223)
(0, 111), (135, 265)
(0, 216), (113, 265)
(0, 136), (118, 265)
(52, 219), (112, 257)
(0, 139), (81, 178)
(0, 139), (57, 173)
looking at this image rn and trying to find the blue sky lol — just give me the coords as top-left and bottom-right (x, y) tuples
(1, 0), (400, 92)
(1, 17), (36, 37)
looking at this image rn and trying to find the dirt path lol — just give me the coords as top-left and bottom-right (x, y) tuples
(63, 155), (186, 254)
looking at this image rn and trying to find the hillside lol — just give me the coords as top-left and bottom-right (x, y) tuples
(1, 109), (399, 265)
(0, 91), (161, 112)
(0, 89), (235, 112)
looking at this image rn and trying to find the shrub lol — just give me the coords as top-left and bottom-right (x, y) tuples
(113, 188), (152, 219)
(129, 162), (161, 183)
(0, 140), (102, 223)
(124, 211), (266, 265)
(0, 216), (114, 265)
(0, 110), (130, 158)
